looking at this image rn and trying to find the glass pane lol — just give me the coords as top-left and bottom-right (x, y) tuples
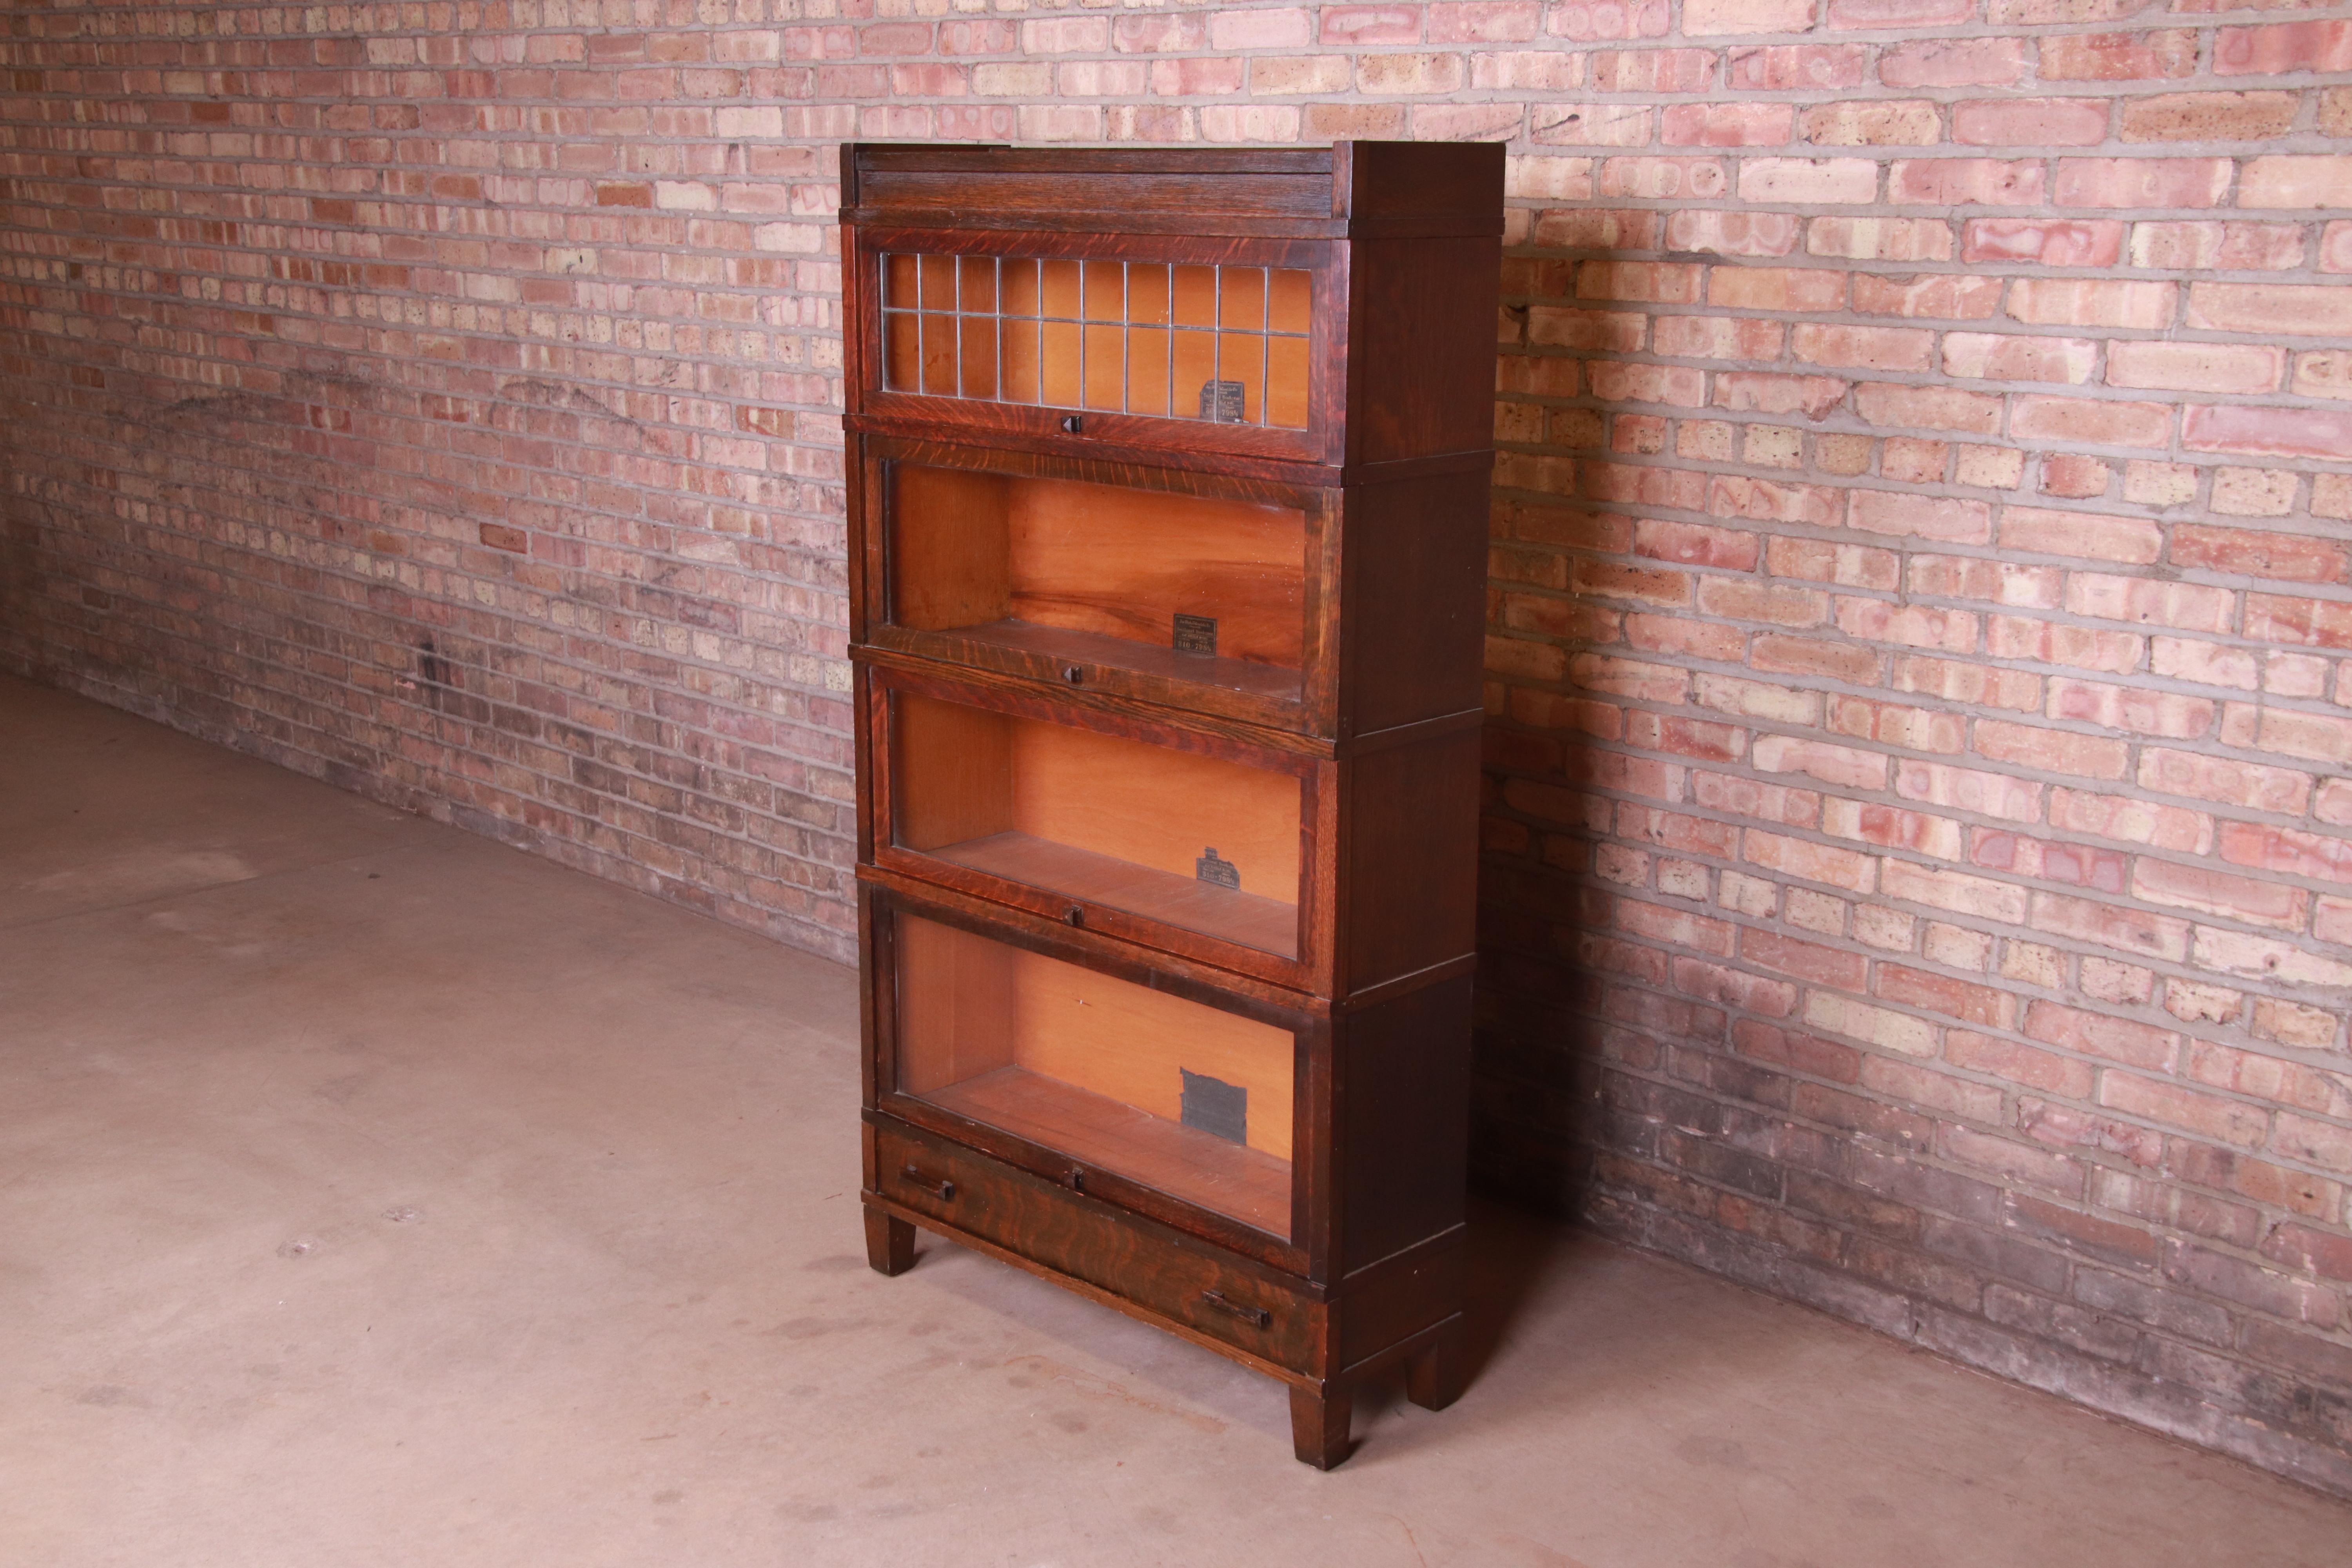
(1172, 265), (1217, 328)
(1220, 267), (1266, 331)
(895, 913), (1295, 1238)
(958, 255), (996, 313)
(919, 254), (956, 312)
(958, 315), (997, 401)
(1040, 320), (1082, 408)
(893, 691), (1302, 958)
(1127, 326), (1171, 417)
(1269, 269), (1310, 336)
(884, 312), (920, 393)
(877, 251), (1314, 431)
(884, 463), (1309, 702)
(1002, 258), (1040, 318)
(1040, 259), (1082, 320)
(1083, 261), (1124, 322)
(1268, 335), (1310, 430)
(1002, 318), (1041, 404)
(1219, 333), (1265, 426)
(920, 313), (958, 395)
(1128, 264), (1171, 326)
(1083, 323), (1125, 411)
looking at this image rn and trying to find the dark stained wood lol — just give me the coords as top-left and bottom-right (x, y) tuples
(1406, 1318), (1468, 1412)
(1290, 1383), (1352, 1470)
(847, 143), (1492, 1469)
(1340, 729), (1481, 994)
(864, 1207), (915, 1276)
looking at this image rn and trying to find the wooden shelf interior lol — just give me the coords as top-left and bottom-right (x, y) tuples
(895, 914), (1294, 1236)
(891, 690), (1302, 959)
(880, 254), (1312, 428)
(886, 464), (1307, 695)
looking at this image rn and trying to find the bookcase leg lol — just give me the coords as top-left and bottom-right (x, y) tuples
(1405, 1319), (1466, 1412)
(864, 1205), (915, 1276)
(1289, 1381), (1353, 1470)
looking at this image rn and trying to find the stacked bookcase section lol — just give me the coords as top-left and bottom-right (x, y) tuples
(845, 142), (1502, 1468)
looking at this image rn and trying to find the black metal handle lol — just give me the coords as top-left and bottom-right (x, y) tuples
(1060, 664), (1084, 684)
(1063, 904), (1085, 927)
(1065, 1168), (1087, 1193)
(900, 1164), (955, 1201)
(1060, 414), (1083, 434)
(1199, 1289), (1271, 1329)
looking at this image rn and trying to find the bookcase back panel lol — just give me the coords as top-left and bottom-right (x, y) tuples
(887, 463), (1308, 675)
(894, 913), (1296, 1237)
(890, 690), (1303, 960)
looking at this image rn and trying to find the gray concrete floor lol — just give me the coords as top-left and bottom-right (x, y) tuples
(4, 671), (2348, 1568)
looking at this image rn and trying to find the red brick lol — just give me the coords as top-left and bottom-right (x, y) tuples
(2134, 858), (2310, 931)
(2176, 529), (2347, 585)
(2041, 30), (2197, 81)
(1953, 97), (2110, 146)
(1887, 158), (2045, 207)
(2106, 342), (2284, 396)
(1961, 218), (2122, 267)
(1848, 489), (1993, 543)
(2219, 821), (2352, 886)
(2185, 405), (2352, 463)
(2009, 397), (2174, 451)
(1880, 37), (2024, 87)
(2214, 20), (2352, 77)
(2053, 158), (2233, 209)
(1943, 333), (2095, 384)
(1853, 382), (2003, 435)
(1948, 1031), (2094, 1098)
(1664, 102), (1795, 146)
(1851, 274), (2005, 320)
(2188, 282), (2352, 337)
(1974, 720), (2130, 780)
(2122, 92), (2302, 143)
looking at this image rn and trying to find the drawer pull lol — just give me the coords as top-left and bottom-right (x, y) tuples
(1065, 1168), (1087, 1193)
(1060, 414), (1084, 435)
(1060, 664), (1085, 684)
(901, 1164), (956, 1201)
(1199, 1290), (1271, 1329)
(1063, 904), (1085, 927)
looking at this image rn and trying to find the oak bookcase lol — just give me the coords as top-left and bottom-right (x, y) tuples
(846, 141), (1502, 1468)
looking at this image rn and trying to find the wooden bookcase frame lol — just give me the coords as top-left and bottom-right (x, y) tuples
(847, 141), (1502, 1468)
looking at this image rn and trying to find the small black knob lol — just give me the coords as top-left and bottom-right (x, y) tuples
(1061, 664), (1083, 684)
(1064, 904), (1084, 927)
(1067, 1169), (1087, 1192)
(1060, 414), (1083, 434)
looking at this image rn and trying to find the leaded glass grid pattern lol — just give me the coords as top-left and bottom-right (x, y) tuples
(880, 255), (1312, 430)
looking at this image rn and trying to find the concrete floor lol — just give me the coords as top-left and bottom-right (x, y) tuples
(5, 672), (2349, 1568)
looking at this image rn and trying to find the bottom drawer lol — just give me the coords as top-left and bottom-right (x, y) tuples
(872, 1118), (1321, 1374)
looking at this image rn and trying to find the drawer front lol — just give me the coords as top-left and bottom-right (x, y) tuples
(874, 1121), (1319, 1373)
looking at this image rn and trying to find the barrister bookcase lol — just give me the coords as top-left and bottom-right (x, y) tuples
(845, 141), (1502, 1468)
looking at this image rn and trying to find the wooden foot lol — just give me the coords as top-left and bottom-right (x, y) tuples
(1405, 1319), (1467, 1412)
(864, 1206), (915, 1276)
(1289, 1382), (1353, 1470)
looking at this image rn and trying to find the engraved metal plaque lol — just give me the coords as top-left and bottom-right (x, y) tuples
(1172, 613), (1218, 655)
(1180, 1069), (1248, 1145)
(1195, 846), (1240, 890)
(1198, 379), (1246, 423)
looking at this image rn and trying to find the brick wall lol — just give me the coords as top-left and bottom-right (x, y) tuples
(5, 0), (2352, 1495)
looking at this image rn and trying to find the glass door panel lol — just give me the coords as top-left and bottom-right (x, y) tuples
(891, 690), (1302, 960)
(886, 462), (1308, 703)
(895, 913), (1295, 1238)
(881, 252), (1314, 431)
